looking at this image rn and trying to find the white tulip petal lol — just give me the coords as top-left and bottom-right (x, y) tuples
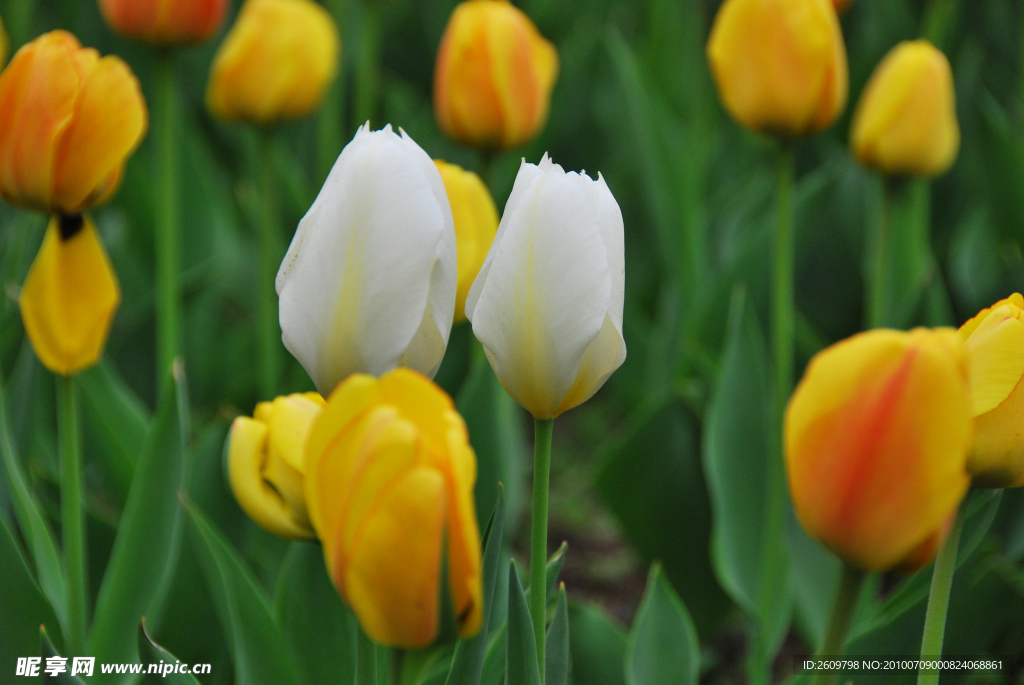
(277, 125), (456, 394)
(471, 156), (613, 417)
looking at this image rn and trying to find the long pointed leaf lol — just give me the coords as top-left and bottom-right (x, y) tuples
(0, 515), (61, 672)
(139, 619), (202, 685)
(545, 585), (569, 685)
(625, 565), (699, 685)
(505, 561), (541, 685)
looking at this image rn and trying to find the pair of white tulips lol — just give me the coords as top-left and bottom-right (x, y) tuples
(276, 124), (626, 418)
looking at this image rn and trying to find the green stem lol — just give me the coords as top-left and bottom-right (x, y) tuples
(355, 0), (381, 128)
(917, 501), (967, 685)
(154, 54), (181, 387)
(773, 146), (795, 415)
(810, 565), (865, 685)
(531, 417), (554, 684)
(257, 133), (281, 399)
(356, 627), (377, 685)
(57, 375), (87, 654)
(389, 649), (404, 685)
(317, 0), (347, 183)
(867, 179), (889, 329)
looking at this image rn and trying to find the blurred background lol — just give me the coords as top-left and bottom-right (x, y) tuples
(2, 0), (1024, 683)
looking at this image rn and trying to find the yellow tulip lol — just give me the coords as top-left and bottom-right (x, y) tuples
(304, 369), (482, 648)
(785, 328), (973, 571)
(959, 294), (1024, 488)
(434, 0), (559, 150)
(851, 40), (959, 177)
(706, 0), (848, 137)
(206, 0), (340, 125)
(0, 31), (147, 214)
(434, 160), (498, 323)
(228, 392), (325, 539)
(19, 215), (121, 376)
(98, 0), (228, 46)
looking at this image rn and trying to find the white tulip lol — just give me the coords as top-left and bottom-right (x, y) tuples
(277, 124), (457, 395)
(466, 154), (626, 418)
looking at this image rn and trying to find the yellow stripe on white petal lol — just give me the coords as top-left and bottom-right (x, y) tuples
(277, 125), (457, 394)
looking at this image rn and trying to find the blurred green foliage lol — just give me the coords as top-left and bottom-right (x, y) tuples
(2, 0), (1024, 683)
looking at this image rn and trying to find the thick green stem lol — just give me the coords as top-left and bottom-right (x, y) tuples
(867, 179), (889, 329)
(57, 375), (87, 654)
(773, 147), (795, 415)
(810, 565), (865, 685)
(355, 1), (381, 128)
(356, 627), (377, 685)
(154, 54), (181, 387)
(531, 417), (554, 684)
(257, 133), (281, 399)
(917, 502), (966, 685)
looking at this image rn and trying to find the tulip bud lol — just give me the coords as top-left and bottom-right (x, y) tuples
(706, 0), (848, 137)
(228, 392), (324, 539)
(434, 161), (498, 323)
(19, 215), (121, 376)
(785, 328), (973, 571)
(466, 154), (626, 418)
(0, 31), (147, 214)
(959, 294), (1024, 488)
(304, 369), (482, 648)
(850, 40), (959, 178)
(277, 125), (457, 395)
(434, 0), (559, 150)
(206, 0), (339, 125)
(99, 0), (228, 46)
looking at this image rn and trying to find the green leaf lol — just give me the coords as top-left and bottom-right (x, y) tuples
(273, 541), (358, 685)
(504, 561), (541, 685)
(78, 361), (151, 504)
(41, 626), (84, 684)
(567, 603), (626, 685)
(138, 620), (202, 685)
(186, 501), (301, 685)
(0, 378), (66, 634)
(445, 487), (505, 685)
(0, 515), (62, 672)
(88, 363), (189, 671)
(702, 287), (792, 663)
(545, 585), (569, 685)
(543, 542), (566, 607)
(625, 565), (700, 685)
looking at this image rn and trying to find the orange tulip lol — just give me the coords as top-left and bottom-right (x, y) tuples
(0, 31), (147, 214)
(786, 328), (973, 571)
(304, 369), (482, 648)
(99, 0), (228, 46)
(434, 0), (558, 150)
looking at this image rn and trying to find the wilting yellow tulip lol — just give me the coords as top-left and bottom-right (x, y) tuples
(851, 40), (959, 177)
(228, 392), (325, 539)
(434, 161), (498, 323)
(206, 0), (340, 124)
(785, 328), (973, 571)
(19, 215), (121, 376)
(706, 0), (848, 137)
(99, 0), (228, 46)
(434, 0), (559, 150)
(0, 31), (147, 214)
(304, 369), (482, 648)
(960, 294), (1024, 488)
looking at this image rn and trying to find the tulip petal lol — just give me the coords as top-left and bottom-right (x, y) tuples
(470, 157), (612, 417)
(378, 368), (457, 457)
(970, 380), (1024, 488)
(52, 54), (147, 212)
(441, 414), (482, 638)
(266, 393), (326, 472)
(962, 305), (1024, 416)
(343, 466), (445, 649)
(227, 416), (314, 539)
(19, 216), (121, 376)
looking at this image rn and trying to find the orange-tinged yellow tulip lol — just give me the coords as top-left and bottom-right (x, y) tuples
(19, 215), (121, 376)
(0, 31), (147, 214)
(304, 369), (482, 648)
(851, 40), (959, 177)
(434, 0), (559, 150)
(785, 328), (973, 571)
(206, 0), (339, 125)
(706, 0), (848, 137)
(959, 293), (1024, 488)
(99, 0), (228, 46)
(228, 392), (325, 539)
(434, 160), (498, 323)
